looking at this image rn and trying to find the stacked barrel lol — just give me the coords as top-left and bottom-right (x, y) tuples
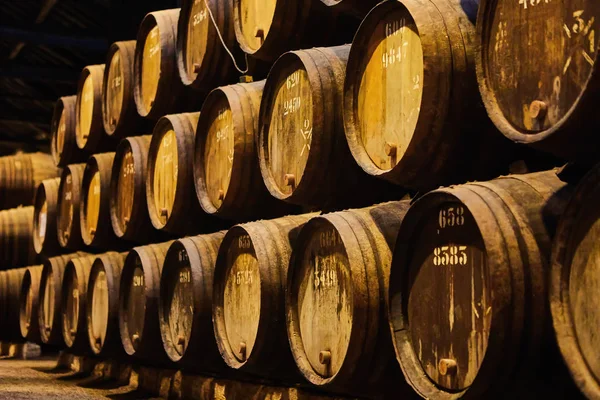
(0, 0), (598, 399)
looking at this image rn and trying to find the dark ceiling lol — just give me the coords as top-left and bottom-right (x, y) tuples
(0, 0), (180, 155)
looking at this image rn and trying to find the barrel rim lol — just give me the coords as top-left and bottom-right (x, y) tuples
(389, 186), (515, 398)
(549, 165), (600, 398)
(18, 269), (33, 339)
(475, 0), (600, 146)
(212, 224), (268, 370)
(33, 181), (49, 254)
(286, 214), (365, 386)
(342, 0), (447, 180)
(102, 41), (136, 137)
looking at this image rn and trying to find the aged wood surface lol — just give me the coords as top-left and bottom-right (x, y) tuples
(76, 64), (107, 152)
(477, 0), (600, 160)
(57, 164), (86, 250)
(52, 96), (88, 167)
(33, 178), (61, 256)
(19, 266), (43, 343)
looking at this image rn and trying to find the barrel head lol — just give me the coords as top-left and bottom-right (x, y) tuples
(120, 255), (147, 355)
(88, 264), (109, 354)
(183, 0), (210, 82)
(19, 271), (34, 339)
(105, 49), (125, 134)
(83, 170), (101, 244)
(57, 170), (75, 247)
(39, 266), (56, 343)
(234, 0), (277, 54)
(61, 266), (80, 348)
(77, 72), (95, 148)
(151, 129), (179, 229)
(141, 24), (161, 115)
(114, 146), (136, 236)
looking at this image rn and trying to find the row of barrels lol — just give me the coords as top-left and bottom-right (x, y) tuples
(4, 167), (599, 398)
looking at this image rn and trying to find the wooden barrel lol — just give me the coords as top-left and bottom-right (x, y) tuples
(38, 252), (90, 345)
(76, 64), (109, 153)
(318, 0), (379, 17)
(286, 202), (411, 391)
(4, 268), (27, 342)
(19, 265), (43, 343)
(86, 251), (127, 356)
(0, 153), (61, 209)
(33, 178), (62, 256)
(159, 232), (226, 370)
(134, 9), (185, 120)
(344, 0), (507, 190)
(147, 112), (216, 235)
(80, 153), (121, 249)
(57, 164), (86, 250)
(0, 271), (6, 338)
(550, 165), (600, 399)
(61, 255), (95, 354)
(195, 81), (292, 220)
(51, 96), (88, 167)
(177, 0), (240, 91)
(232, 0), (347, 62)
(0, 207), (36, 268)
(389, 170), (576, 398)
(476, 1), (600, 162)
(103, 41), (149, 140)
(111, 135), (162, 244)
(119, 241), (174, 364)
(213, 213), (316, 379)
(259, 45), (398, 209)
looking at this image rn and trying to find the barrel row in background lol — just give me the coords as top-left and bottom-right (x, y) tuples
(4, 167), (599, 398)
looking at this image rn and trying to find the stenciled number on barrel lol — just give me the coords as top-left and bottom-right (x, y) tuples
(563, 10), (596, 73)
(433, 245), (468, 266)
(313, 255), (338, 289)
(179, 270), (191, 284)
(133, 275), (145, 287)
(438, 206), (465, 229)
(518, 0), (551, 9)
(382, 18), (410, 69)
(300, 119), (312, 157)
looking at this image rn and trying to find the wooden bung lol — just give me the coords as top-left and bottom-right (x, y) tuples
(61, 255), (96, 354)
(232, 0), (351, 62)
(86, 251), (127, 357)
(19, 265), (43, 343)
(212, 213), (317, 380)
(33, 178), (62, 256)
(118, 241), (174, 365)
(476, 0), (600, 161)
(259, 45), (398, 209)
(38, 252), (90, 346)
(0, 207), (37, 268)
(2, 268), (28, 342)
(81, 152), (123, 250)
(389, 170), (576, 398)
(550, 164), (600, 399)
(134, 9), (186, 120)
(52, 95), (88, 167)
(195, 81), (292, 221)
(76, 64), (111, 152)
(286, 202), (414, 393)
(57, 164), (86, 250)
(159, 232), (226, 371)
(111, 135), (163, 244)
(148, 112), (219, 235)
(344, 0), (510, 191)
(177, 0), (240, 91)
(0, 153), (61, 210)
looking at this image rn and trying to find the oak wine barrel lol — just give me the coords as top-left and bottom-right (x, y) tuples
(134, 9), (186, 120)
(3, 268), (27, 341)
(213, 213), (316, 380)
(103, 41), (149, 140)
(51, 96), (88, 167)
(177, 0), (240, 91)
(259, 45), (399, 209)
(344, 0), (509, 190)
(195, 81), (292, 220)
(80, 153), (122, 249)
(33, 178), (62, 256)
(286, 202), (411, 392)
(86, 251), (127, 356)
(0, 153), (61, 209)
(76, 64), (109, 152)
(0, 207), (36, 268)
(38, 252), (90, 346)
(550, 164), (600, 399)
(119, 241), (174, 364)
(476, 0), (600, 161)
(0, 271), (6, 338)
(61, 255), (95, 354)
(389, 170), (576, 398)
(57, 164), (86, 250)
(148, 112), (218, 235)
(159, 232), (226, 371)
(232, 0), (349, 62)
(111, 135), (163, 244)
(19, 265), (43, 343)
